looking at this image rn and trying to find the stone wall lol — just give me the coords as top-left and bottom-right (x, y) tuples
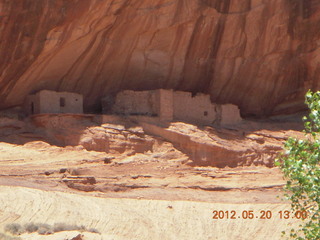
(112, 90), (156, 116)
(173, 91), (217, 125)
(26, 90), (83, 114)
(220, 104), (242, 126)
(158, 89), (173, 121)
(110, 89), (242, 126)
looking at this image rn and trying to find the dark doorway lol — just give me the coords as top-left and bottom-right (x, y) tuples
(31, 102), (34, 114)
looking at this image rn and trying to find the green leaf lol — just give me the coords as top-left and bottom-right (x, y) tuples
(277, 90), (320, 240)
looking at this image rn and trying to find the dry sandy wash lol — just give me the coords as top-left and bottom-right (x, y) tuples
(0, 111), (307, 239)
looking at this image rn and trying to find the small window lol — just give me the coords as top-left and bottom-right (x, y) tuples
(204, 111), (208, 116)
(60, 97), (66, 107)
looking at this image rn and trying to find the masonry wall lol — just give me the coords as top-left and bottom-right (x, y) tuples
(111, 89), (242, 126)
(173, 91), (217, 125)
(220, 104), (242, 125)
(111, 89), (174, 120)
(112, 90), (157, 116)
(62, 91), (82, 113)
(39, 90), (83, 114)
(25, 90), (83, 114)
(158, 89), (173, 121)
(39, 90), (60, 113)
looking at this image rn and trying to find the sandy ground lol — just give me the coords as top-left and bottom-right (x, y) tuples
(0, 140), (304, 240)
(0, 114), (307, 239)
(0, 141), (287, 203)
(0, 186), (302, 240)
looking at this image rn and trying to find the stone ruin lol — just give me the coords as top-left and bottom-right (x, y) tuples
(25, 90), (83, 115)
(107, 89), (242, 126)
(25, 89), (241, 126)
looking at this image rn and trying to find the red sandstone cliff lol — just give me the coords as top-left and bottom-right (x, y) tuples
(0, 0), (320, 116)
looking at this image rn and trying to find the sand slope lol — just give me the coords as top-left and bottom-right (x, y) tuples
(0, 186), (301, 240)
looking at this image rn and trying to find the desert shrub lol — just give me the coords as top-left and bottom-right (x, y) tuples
(24, 223), (39, 233)
(88, 228), (100, 234)
(36, 223), (52, 235)
(4, 224), (24, 235)
(53, 223), (85, 232)
(276, 90), (320, 239)
(0, 233), (21, 240)
(4, 222), (99, 236)
(53, 223), (99, 233)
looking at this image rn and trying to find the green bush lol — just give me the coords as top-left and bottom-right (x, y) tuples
(276, 90), (320, 239)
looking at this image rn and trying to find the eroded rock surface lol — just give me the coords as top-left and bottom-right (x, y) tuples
(30, 114), (155, 154)
(1, 0), (320, 116)
(0, 112), (304, 168)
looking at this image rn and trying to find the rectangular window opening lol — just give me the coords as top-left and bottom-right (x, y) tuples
(60, 97), (66, 107)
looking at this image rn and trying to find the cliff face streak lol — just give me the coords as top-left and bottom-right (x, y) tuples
(1, 0), (320, 116)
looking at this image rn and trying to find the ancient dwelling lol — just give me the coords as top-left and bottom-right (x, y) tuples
(25, 90), (83, 115)
(109, 89), (242, 125)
